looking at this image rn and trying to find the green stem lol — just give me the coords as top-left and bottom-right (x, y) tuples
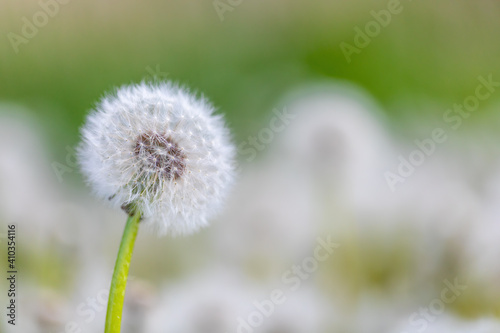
(104, 210), (141, 333)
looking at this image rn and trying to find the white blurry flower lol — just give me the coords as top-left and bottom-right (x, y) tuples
(463, 160), (500, 299)
(78, 82), (235, 236)
(275, 83), (394, 206)
(0, 107), (61, 235)
(387, 150), (481, 240)
(376, 150), (483, 292)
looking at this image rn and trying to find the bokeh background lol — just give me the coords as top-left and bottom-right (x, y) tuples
(2, 0), (500, 332)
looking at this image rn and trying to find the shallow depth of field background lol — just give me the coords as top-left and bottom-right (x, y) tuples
(2, 1), (500, 332)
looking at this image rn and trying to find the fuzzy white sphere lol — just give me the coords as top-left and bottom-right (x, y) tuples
(78, 82), (235, 236)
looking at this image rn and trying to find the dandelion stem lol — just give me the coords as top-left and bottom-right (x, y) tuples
(104, 209), (141, 333)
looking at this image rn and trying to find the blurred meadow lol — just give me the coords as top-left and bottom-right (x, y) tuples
(2, 0), (500, 332)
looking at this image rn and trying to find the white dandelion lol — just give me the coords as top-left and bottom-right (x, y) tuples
(78, 81), (235, 236)
(77, 81), (236, 333)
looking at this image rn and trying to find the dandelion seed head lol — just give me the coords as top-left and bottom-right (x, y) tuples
(78, 82), (236, 236)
